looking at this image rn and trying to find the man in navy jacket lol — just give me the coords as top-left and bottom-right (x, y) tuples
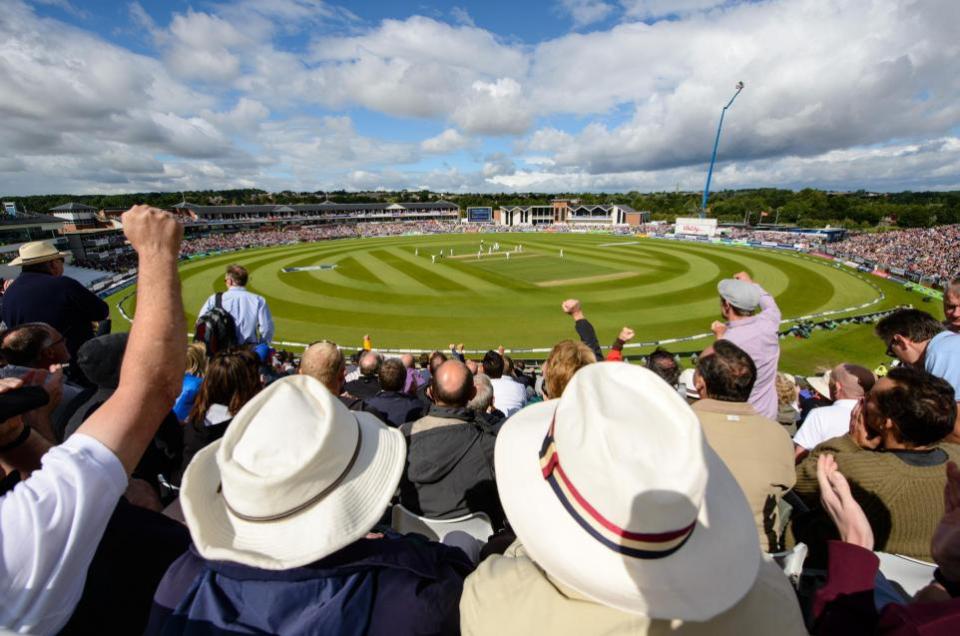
(147, 375), (473, 636)
(2, 241), (108, 383)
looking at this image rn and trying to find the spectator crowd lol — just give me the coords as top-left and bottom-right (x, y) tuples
(1, 205), (960, 635)
(829, 225), (960, 282)
(721, 228), (830, 247)
(180, 221), (465, 258)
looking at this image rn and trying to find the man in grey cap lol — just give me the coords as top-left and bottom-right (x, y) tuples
(711, 271), (781, 419)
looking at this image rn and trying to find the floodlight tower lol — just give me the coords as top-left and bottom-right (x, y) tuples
(700, 81), (744, 219)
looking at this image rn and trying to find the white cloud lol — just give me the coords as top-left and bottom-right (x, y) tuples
(257, 115), (419, 185)
(450, 6), (475, 26)
(215, 0), (360, 31)
(28, 0), (87, 19)
(481, 153), (517, 177)
(556, 0), (616, 28)
(524, 0), (960, 175)
(162, 10), (247, 82)
(488, 136), (960, 193)
(522, 127), (575, 153)
(0, 1), (256, 194)
(128, 2), (156, 32)
(619, 0), (728, 21)
(200, 98), (271, 134)
(313, 16), (523, 77)
(421, 129), (471, 153)
(2, 0), (959, 195)
(452, 78), (533, 135)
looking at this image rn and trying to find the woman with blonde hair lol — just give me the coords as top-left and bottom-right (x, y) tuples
(775, 371), (800, 434)
(541, 340), (596, 399)
(173, 342), (208, 422)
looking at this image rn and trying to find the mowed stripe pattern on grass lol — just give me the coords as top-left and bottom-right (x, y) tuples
(109, 234), (895, 368)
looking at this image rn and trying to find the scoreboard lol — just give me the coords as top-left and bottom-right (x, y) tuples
(466, 207), (492, 223)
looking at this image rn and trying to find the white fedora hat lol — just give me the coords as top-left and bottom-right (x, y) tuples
(677, 367), (699, 400)
(180, 374), (405, 570)
(9, 241), (69, 266)
(805, 370), (832, 399)
(495, 362), (760, 620)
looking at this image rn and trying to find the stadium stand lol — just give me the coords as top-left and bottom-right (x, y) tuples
(1, 205), (960, 635)
(827, 225), (960, 283)
(0, 263), (113, 288)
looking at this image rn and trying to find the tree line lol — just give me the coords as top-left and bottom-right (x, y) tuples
(4, 188), (958, 229)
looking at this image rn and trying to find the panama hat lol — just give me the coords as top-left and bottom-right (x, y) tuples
(9, 241), (68, 266)
(495, 362), (759, 620)
(677, 367), (700, 400)
(180, 374), (405, 570)
(805, 370), (832, 398)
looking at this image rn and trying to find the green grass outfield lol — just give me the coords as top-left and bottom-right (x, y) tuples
(106, 233), (938, 374)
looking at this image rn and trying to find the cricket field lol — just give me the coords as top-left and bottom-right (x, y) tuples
(107, 233), (931, 373)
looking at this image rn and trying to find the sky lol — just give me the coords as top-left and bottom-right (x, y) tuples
(0, 0), (958, 195)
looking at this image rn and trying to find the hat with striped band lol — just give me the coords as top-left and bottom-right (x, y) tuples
(494, 362), (760, 620)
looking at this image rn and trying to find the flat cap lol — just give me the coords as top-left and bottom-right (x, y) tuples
(718, 279), (760, 312)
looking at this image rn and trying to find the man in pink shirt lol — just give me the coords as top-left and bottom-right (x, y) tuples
(711, 271), (781, 420)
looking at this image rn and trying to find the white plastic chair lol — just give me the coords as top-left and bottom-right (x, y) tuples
(390, 504), (493, 544)
(875, 552), (936, 598)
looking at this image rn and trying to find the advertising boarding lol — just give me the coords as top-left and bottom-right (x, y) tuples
(674, 217), (718, 237)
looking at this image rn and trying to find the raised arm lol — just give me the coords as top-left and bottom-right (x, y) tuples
(606, 327), (634, 361)
(756, 286), (781, 323)
(563, 299), (603, 361)
(0, 207), (184, 635)
(735, 271), (781, 323)
(75, 206), (185, 474)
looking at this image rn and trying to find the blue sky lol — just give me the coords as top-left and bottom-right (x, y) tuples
(1, 0), (958, 195)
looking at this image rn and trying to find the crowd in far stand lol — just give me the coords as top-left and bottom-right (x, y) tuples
(51, 216), (960, 289)
(179, 220), (460, 257)
(76, 220), (621, 274)
(2, 205), (960, 635)
(829, 225), (960, 281)
(722, 228), (829, 246)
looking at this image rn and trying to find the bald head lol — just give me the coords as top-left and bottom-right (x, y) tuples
(830, 363), (875, 401)
(359, 351), (382, 376)
(433, 360), (475, 407)
(300, 342), (345, 394)
(400, 353), (415, 369)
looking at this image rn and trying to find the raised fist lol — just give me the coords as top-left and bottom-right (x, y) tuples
(711, 321), (728, 339)
(561, 299), (581, 315)
(122, 205), (182, 257)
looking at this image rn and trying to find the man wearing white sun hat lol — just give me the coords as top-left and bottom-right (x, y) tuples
(460, 362), (806, 635)
(146, 374), (473, 635)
